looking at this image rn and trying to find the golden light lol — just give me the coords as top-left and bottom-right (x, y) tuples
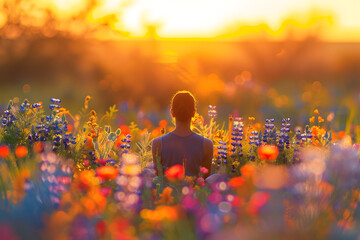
(41, 0), (360, 41)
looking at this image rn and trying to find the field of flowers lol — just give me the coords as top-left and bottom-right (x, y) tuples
(0, 97), (359, 240)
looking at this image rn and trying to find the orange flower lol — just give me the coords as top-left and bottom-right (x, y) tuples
(165, 165), (184, 182)
(338, 131), (346, 140)
(155, 187), (174, 205)
(67, 124), (73, 133)
(75, 170), (99, 191)
(120, 125), (130, 136)
(254, 123), (262, 129)
(96, 166), (119, 180)
(159, 120), (168, 128)
(15, 146), (28, 158)
(309, 116), (315, 123)
(228, 176), (245, 188)
(240, 164), (255, 178)
(257, 145), (279, 162)
(318, 116), (324, 123)
(0, 145), (9, 158)
(33, 142), (44, 153)
(248, 117), (255, 121)
(314, 109), (319, 115)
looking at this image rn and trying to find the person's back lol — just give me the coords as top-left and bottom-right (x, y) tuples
(152, 90), (213, 179)
(160, 131), (204, 176)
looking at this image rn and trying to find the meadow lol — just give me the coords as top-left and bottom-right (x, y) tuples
(0, 96), (359, 240)
(0, 1), (360, 239)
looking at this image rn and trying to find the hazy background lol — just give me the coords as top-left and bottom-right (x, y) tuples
(1, 0), (360, 129)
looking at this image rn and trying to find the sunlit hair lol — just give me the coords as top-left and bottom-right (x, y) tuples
(170, 91), (196, 122)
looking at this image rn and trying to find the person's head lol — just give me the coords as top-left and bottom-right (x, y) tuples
(170, 91), (196, 123)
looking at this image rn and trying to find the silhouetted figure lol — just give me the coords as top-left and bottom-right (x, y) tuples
(152, 91), (213, 178)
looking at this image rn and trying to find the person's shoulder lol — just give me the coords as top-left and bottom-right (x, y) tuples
(152, 136), (162, 147)
(203, 137), (213, 147)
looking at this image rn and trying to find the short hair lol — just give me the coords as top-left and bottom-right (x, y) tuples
(170, 91), (196, 122)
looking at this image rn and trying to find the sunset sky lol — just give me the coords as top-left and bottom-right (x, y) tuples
(49, 0), (360, 41)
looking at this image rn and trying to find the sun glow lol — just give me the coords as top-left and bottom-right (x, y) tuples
(45, 0), (360, 41)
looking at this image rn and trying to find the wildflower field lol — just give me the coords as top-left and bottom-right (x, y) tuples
(0, 96), (359, 240)
(1, 0), (360, 239)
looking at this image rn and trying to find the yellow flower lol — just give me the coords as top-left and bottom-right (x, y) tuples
(314, 109), (319, 115)
(232, 161), (240, 167)
(140, 206), (179, 222)
(248, 117), (255, 121)
(57, 108), (69, 117)
(318, 116), (324, 123)
(309, 116), (315, 123)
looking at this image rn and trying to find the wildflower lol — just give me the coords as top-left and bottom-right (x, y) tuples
(0, 145), (9, 158)
(314, 109), (319, 115)
(84, 96), (91, 109)
(197, 177), (205, 187)
(191, 113), (204, 126)
(67, 124), (73, 133)
(200, 167), (209, 175)
(240, 164), (255, 177)
(248, 117), (255, 121)
(75, 170), (99, 191)
(140, 206), (179, 222)
(95, 220), (107, 238)
(165, 165), (184, 182)
(318, 116), (324, 123)
(208, 105), (218, 118)
(15, 146), (28, 158)
(155, 187), (174, 205)
(96, 159), (107, 166)
(120, 164), (141, 176)
(228, 176), (245, 188)
(159, 120), (168, 128)
(50, 98), (61, 104)
(120, 125), (130, 136)
(309, 116), (315, 123)
(248, 191), (271, 215)
(257, 145), (279, 162)
(33, 142), (44, 153)
(96, 166), (119, 180)
(232, 161), (240, 167)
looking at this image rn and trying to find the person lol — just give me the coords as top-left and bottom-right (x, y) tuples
(152, 91), (213, 179)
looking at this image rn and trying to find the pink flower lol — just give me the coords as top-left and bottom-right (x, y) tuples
(200, 167), (209, 175)
(96, 159), (107, 166)
(197, 177), (205, 187)
(83, 160), (90, 167)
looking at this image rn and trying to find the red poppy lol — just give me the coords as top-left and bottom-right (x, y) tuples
(257, 145), (279, 162)
(0, 145), (9, 158)
(165, 165), (184, 182)
(96, 166), (119, 180)
(15, 146), (28, 158)
(228, 176), (245, 188)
